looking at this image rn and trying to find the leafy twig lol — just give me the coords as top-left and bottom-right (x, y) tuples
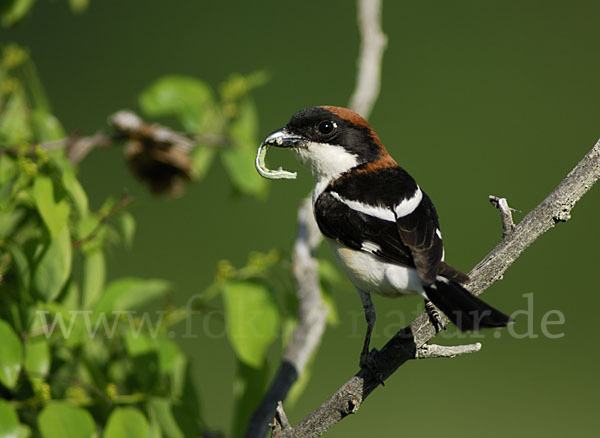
(0, 110), (231, 165)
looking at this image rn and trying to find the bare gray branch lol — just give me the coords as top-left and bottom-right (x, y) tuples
(276, 139), (600, 437)
(416, 343), (482, 359)
(348, 0), (387, 119)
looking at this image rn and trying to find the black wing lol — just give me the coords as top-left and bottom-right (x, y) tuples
(315, 165), (447, 285)
(395, 191), (443, 284)
(314, 191), (414, 267)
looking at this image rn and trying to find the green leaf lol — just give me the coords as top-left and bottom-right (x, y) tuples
(0, 85), (30, 143)
(123, 332), (182, 375)
(222, 280), (279, 368)
(31, 109), (65, 141)
(0, 208), (25, 239)
(94, 278), (170, 314)
(0, 0), (36, 28)
(221, 99), (266, 196)
(220, 71), (269, 103)
(36, 302), (86, 347)
(167, 360), (204, 436)
(0, 154), (17, 184)
(230, 98), (258, 143)
(6, 242), (30, 295)
(76, 213), (104, 252)
(82, 250), (105, 309)
(221, 145), (266, 196)
(104, 407), (149, 438)
(68, 0), (89, 14)
(59, 280), (80, 309)
(32, 176), (71, 238)
(32, 226), (72, 302)
(0, 319), (23, 389)
(61, 170), (88, 218)
(38, 402), (95, 438)
(148, 411), (161, 438)
(147, 398), (184, 438)
(17, 424), (31, 438)
(123, 330), (153, 356)
(139, 76), (214, 132)
(190, 145), (215, 180)
(24, 335), (49, 377)
(0, 399), (19, 438)
(116, 212), (135, 248)
(156, 337), (181, 374)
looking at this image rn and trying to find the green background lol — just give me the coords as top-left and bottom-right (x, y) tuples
(2, 0), (599, 436)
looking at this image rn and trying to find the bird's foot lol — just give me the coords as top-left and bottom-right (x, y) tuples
(425, 300), (446, 333)
(359, 348), (385, 386)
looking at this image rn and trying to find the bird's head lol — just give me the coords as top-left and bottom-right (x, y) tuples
(261, 106), (394, 182)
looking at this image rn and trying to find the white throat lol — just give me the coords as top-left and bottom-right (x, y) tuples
(293, 141), (359, 203)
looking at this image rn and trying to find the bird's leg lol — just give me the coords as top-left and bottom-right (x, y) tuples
(424, 299), (446, 332)
(357, 290), (384, 385)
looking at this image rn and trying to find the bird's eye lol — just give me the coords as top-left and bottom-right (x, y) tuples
(317, 120), (336, 136)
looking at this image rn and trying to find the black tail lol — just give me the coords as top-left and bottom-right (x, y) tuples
(424, 280), (513, 331)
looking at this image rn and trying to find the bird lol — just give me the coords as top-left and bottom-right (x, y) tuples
(260, 105), (512, 369)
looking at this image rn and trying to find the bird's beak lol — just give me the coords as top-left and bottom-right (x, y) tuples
(261, 128), (306, 148)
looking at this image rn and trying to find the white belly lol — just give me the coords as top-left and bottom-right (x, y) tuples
(327, 240), (425, 298)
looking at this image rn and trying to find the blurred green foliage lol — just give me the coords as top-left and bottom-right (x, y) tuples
(0, 42), (200, 436)
(0, 38), (337, 435)
(0, 0), (88, 28)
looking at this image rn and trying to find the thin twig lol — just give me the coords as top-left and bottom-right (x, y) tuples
(271, 402), (292, 438)
(276, 139), (600, 437)
(0, 110), (231, 166)
(276, 402), (291, 428)
(416, 343), (482, 359)
(0, 132), (112, 164)
(66, 132), (114, 164)
(24, 371), (113, 407)
(489, 195), (516, 238)
(348, 0), (387, 119)
(109, 110), (230, 150)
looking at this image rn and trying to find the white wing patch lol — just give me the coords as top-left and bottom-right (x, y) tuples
(394, 186), (423, 218)
(361, 241), (382, 254)
(330, 191), (396, 222)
